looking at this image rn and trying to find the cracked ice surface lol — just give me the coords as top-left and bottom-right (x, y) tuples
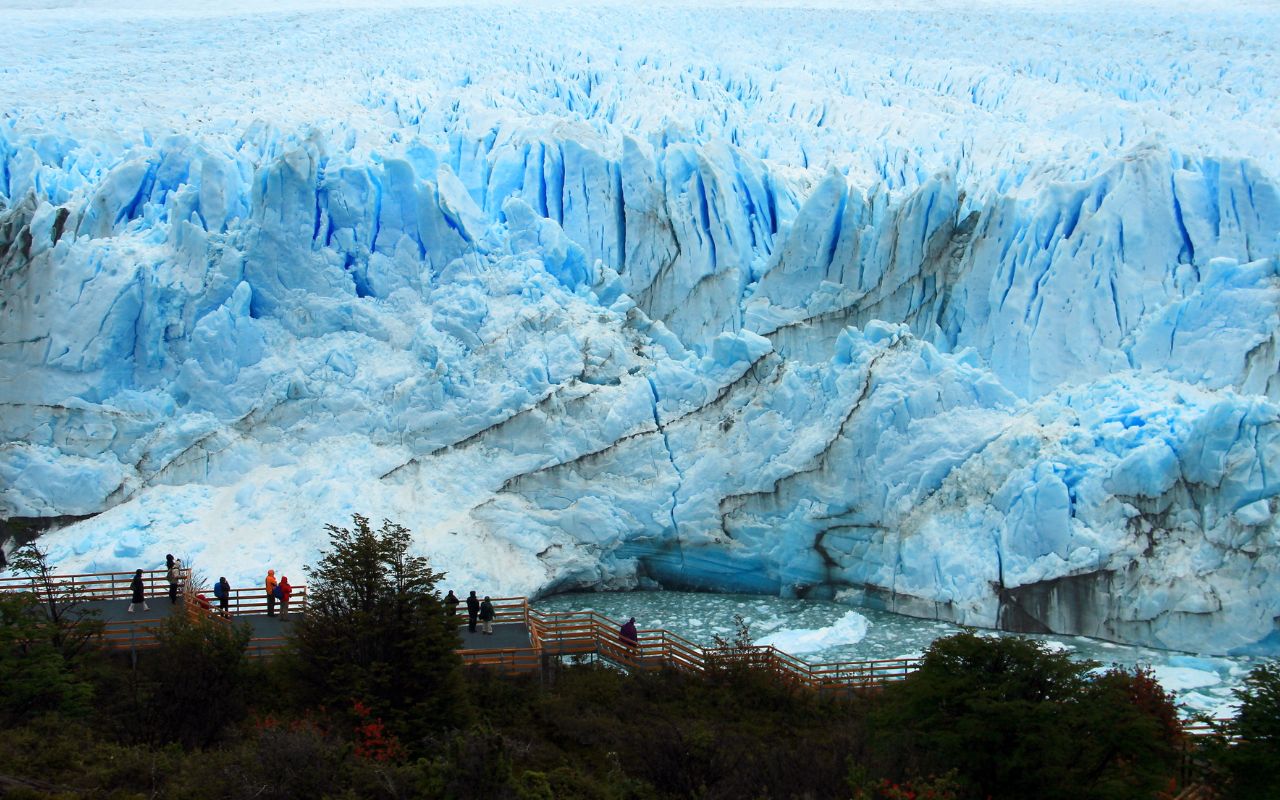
(1, 0), (1278, 654)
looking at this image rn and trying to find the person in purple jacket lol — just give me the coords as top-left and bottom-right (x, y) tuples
(619, 617), (639, 653)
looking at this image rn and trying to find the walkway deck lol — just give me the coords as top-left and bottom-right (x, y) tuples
(456, 622), (530, 651)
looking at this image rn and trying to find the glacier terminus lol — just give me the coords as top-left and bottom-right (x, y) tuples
(1, 0), (1278, 657)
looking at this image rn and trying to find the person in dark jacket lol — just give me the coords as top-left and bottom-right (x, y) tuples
(165, 554), (182, 604)
(128, 569), (149, 613)
(479, 596), (496, 635)
(619, 617), (639, 651)
(214, 577), (231, 616)
(444, 590), (460, 623)
(466, 591), (480, 633)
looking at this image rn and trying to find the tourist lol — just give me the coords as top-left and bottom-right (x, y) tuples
(127, 569), (149, 613)
(265, 569), (278, 616)
(196, 593), (213, 613)
(479, 595), (495, 635)
(214, 576), (231, 616)
(444, 590), (460, 622)
(165, 554), (183, 604)
(466, 590), (479, 632)
(278, 576), (293, 618)
(620, 617), (639, 652)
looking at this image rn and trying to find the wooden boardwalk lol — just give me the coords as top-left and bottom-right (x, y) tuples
(0, 568), (918, 687)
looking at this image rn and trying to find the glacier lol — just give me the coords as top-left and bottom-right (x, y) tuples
(1, 0), (1278, 656)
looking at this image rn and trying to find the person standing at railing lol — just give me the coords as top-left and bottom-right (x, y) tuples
(214, 577), (231, 617)
(620, 617), (639, 653)
(265, 569), (278, 616)
(278, 576), (293, 618)
(479, 596), (495, 635)
(444, 590), (460, 623)
(165, 554), (183, 604)
(127, 569), (150, 613)
(466, 590), (479, 632)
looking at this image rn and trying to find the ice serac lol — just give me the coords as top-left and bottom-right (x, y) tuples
(1, 1), (1279, 657)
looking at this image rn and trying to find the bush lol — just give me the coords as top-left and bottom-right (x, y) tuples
(871, 632), (1181, 800)
(1079, 665), (1183, 799)
(0, 591), (94, 722)
(289, 514), (469, 748)
(1217, 661), (1280, 800)
(132, 611), (254, 748)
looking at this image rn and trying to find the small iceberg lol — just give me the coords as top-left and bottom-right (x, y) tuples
(755, 610), (870, 654)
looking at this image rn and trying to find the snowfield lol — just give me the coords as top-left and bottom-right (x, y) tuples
(1, 0), (1278, 655)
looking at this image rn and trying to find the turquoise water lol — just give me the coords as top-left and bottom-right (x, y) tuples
(535, 590), (1264, 718)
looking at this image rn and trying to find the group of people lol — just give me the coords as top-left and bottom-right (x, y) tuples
(443, 590), (497, 634)
(126, 558), (293, 619)
(126, 554), (187, 613)
(127, 563), (638, 651)
(263, 569), (294, 617)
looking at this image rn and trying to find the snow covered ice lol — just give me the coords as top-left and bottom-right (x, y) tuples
(2, 0), (1279, 656)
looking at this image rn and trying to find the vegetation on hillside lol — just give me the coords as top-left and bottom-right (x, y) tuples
(0, 522), (1272, 799)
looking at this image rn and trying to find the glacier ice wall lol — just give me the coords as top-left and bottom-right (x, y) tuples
(1, 1), (1279, 654)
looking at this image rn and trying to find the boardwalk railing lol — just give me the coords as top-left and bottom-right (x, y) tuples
(0, 567), (189, 602)
(0, 568), (1245, 735)
(524, 607), (921, 692)
(205, 585), (309, 618)
(450, 597), (540, 671)
(0, 566), (307, 655)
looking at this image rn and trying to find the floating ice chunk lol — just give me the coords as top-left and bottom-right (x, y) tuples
(1151, 666), (1221, 693)
(755, 610), (870, 654)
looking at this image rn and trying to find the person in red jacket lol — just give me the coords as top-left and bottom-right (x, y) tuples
(278, 576), (293, 618)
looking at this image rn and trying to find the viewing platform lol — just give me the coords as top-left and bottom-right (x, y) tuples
(2, 566), (919, 690)
(0, 564), (1242, 744)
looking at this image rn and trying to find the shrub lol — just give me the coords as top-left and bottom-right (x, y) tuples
(0, 591), (94, 722)
(1217, 661), (1280, 800)
(871, 632), (1181, 800)
(1079, 665), (1183, 799)
(132, 610), (253, 748)
(289, 514), (469, 748)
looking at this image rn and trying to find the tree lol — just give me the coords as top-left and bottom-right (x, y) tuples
(1216, 661), (1280, 799)
(132, 611), (254, 747)
(8, 541), (102, 659)
(1078, 665), (1183, 799)
(290, 514), (468, 746)
(871, 632), (1180, 800)
(0, 591), (93, 722)
(1, 542), (101, 723)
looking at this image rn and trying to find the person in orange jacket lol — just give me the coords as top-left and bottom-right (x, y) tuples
(265, 569), (278, 617)
(278, 576), (293, 618)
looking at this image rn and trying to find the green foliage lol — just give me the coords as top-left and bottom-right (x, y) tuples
(7, 541), (103, 659)
(290, 513), (468, 745)
(1217, 661), (1280, 800)
(1078, 665), (1183, 799)
(131, 611), (254, 748)
(872, 632), (1180, 800)
(0, 592), (94, 722)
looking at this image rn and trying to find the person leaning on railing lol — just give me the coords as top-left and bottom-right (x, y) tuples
(165, 554), (183, 604)
(466, 591), (479, 632)
(214, 577), (231, 617)
(265, 569), (278, 617)
(278, 576), (293, 618)
(479, 596), (495, 635)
